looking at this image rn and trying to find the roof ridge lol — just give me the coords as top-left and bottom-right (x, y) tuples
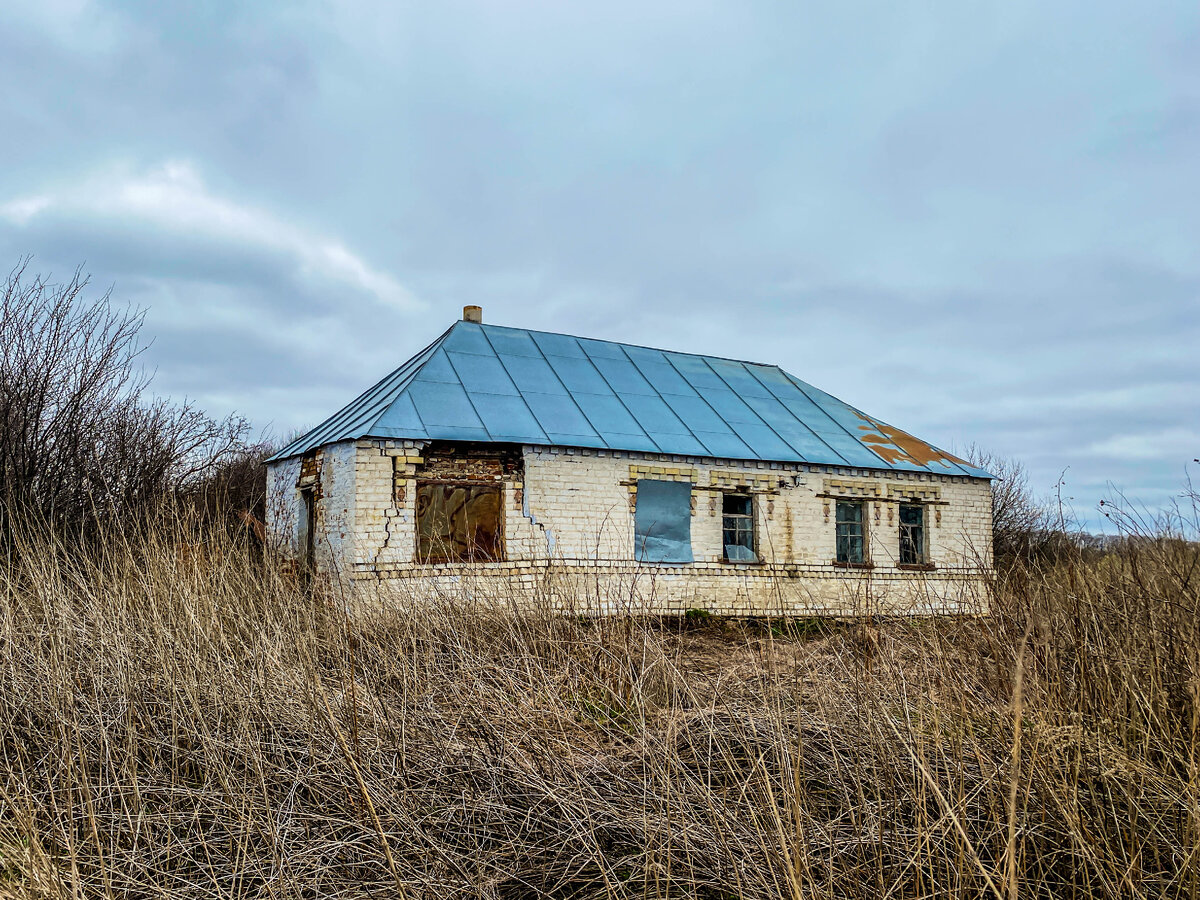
(473, 320), (787, 370)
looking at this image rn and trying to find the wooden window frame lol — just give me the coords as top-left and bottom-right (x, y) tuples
(898, 502), (930, 568)
(834, 498), (870, 567)
(721, 492), (759, 564)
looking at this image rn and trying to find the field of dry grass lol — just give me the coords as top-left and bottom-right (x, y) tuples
(0, 520), (1196, 899)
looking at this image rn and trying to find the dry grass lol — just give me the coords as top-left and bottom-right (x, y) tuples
(0, 521), (1196, 899)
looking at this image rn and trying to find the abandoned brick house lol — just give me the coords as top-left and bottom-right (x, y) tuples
(266, 307), (994, 615)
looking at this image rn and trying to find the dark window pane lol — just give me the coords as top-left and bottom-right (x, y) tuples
(416, 483), (503, 562)
(835, 500), (866, 563)
(723, 493), (752, 517)
(836, 500), (863, 525)
(899, 504), (924, 565)
(634, 479), (693, 563)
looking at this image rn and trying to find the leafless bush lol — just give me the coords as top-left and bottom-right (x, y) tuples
(964, 446), (1051, 566)
(181, 440), (276, 543)
(0, 260), (247, 544)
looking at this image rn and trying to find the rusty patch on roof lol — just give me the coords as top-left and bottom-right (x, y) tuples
(854, 412), (969, 469)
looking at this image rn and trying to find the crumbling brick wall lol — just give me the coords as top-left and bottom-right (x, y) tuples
(340, 439), (993, 616)
(265, 440), (357, 574)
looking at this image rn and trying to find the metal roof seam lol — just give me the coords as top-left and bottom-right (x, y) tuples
(439, 333), (495, 435)
(533, 333), (607, 442)
(698, 355), (815, 464)
(474, 323), (554, 444)
(744, 364), (852, 467)
(580, 340), (666, 453)
(780, 371), (911, 471)
(333, 347), (435, 437)
(620, 343), (721, 457)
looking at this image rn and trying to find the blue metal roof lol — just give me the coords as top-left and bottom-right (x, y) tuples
(271, 321), (991, 478)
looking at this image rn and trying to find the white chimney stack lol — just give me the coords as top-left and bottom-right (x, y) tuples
(462, 305), (482, 324)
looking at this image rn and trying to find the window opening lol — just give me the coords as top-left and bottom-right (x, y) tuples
(300, 488), (316, 578)
(722, 493), (757, 562)
(899, 503), (925, 565)
(634, 479), (693, 564)
(416, 483), (503, 563)
(835, 500), (866, 564)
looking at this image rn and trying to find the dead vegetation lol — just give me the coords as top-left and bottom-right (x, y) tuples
(0, 506), (1195, 900)
(0, 261), (1195, 897)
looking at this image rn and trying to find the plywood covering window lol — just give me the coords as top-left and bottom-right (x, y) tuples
(634, 479), (693, 564)
(416, 483), (503, 563)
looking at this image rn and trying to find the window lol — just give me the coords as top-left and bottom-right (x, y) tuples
(634, 479), (693, 563)
(722, 494), (757, 562)
(416, 483), (503, 563)
(899, 504), (925, 565)
(299, 487), (316, 576)
(835, 500), (866, 564)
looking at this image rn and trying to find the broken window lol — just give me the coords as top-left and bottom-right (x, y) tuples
(634, 479), (693, 564)
(416, 483), (503, 563)
(722, 493), (757, 562)
(899, 503), (925, 565)
(835, 500), (866, 564)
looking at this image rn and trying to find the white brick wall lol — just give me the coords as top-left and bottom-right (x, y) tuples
(268, 440), (994, 615)
(265, 440), (357, 574)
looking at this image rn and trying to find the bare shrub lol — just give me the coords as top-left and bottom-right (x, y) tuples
(181, 439), (276, 543)
(0, 260), (246, 544)
(965, 446), (1050, 566)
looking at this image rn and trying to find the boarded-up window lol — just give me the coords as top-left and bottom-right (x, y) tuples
(416, 483), (503, 563)
(634, 479), (693, 564)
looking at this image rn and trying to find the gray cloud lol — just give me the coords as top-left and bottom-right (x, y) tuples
(0, 0), (1196, 529)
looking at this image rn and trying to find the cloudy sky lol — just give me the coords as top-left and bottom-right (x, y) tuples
(1, 1), (1196, 529)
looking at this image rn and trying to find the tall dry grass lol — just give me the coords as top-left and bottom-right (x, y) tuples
(0, 515), (1196, 898)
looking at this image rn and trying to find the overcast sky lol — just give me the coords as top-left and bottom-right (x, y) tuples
(1, 1), (1196, 530)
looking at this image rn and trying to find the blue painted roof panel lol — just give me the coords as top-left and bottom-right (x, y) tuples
(447, 351), (521, 397)
(269, 320), (992, 478)
(412, 348), (460, 384)
(499, 354), (567, 395)
(590, 355), (657, 396)
(544, 354), (612, 395)
(522, 392), (600, 439)
(471, 393), (548, 443)
(572, 392), (643, 435)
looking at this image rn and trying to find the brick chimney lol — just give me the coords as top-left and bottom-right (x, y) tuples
(462, 305), (482, 324)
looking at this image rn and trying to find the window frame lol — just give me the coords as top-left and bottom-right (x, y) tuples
(299, 486), (317, 578)
(834, 499), (870, 567)
(415, 480), (506, 564)
(898, 502), (930, 569)
(721, 492), (758, 564)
